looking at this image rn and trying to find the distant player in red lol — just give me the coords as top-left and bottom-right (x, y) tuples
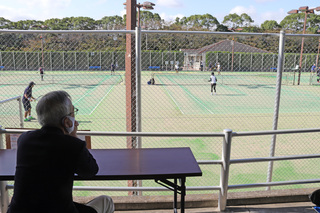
(39, 67), (44, 81)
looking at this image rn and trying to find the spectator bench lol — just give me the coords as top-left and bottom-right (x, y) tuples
(89, 66), (101, 70)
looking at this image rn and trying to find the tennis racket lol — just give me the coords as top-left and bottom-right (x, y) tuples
(34, 95), (43, 102)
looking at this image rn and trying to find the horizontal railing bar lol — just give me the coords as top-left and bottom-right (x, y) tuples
(5, 184), (221, 191)
(233, 128), (320, 137)
(230, 154), (320, 164)
(3, 128), (320, 137)
(0, 30), (135, 34)
(197, 160), (223, 165)
(142, 30), (279, 37)
(0, 129), (225, 137)
(0, 96), (21, 104)
(8, 178), (320, 191)
(228, 179), (320, 189)
(1, 29), (320, 39)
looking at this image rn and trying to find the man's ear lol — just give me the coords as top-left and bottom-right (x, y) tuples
(62, 117), (70, 128)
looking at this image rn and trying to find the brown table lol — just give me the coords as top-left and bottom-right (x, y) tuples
(0, 147), (202, 213)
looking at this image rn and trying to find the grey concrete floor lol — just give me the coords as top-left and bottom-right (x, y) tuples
(115, 201), (315, 213)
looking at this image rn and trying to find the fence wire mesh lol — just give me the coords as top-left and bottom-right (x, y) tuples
(1, 30), (320, 197)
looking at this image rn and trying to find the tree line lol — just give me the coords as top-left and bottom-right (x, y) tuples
(0, 11), (319, 33)
(0, 12), (319, 54)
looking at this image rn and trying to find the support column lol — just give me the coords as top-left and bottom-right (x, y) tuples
(125, 0), (137, 195)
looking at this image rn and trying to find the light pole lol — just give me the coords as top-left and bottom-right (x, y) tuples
(123, 0), (155, 147)
(288, 6), (320, 85)
(229, 28), (242, 72)
(124, 1), (155, 27)
(123, 0), (155, 196)
(31, 25), (47, 69)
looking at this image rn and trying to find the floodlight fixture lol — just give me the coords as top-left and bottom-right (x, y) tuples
(288, 9), (298, 14)
(143, 1), (155, 6)
(142, 5), (154, 10)
(287, 5), (320, 85)
(299, 6), (309, 11)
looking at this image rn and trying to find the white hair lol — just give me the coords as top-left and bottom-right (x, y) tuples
(36, 90), (73, 127)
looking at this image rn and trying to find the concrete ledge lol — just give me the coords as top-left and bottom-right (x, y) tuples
(74, 188), (316, 211)
(227, 188), (314, 206)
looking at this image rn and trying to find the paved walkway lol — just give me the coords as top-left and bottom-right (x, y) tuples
(115, 202), (315, 213)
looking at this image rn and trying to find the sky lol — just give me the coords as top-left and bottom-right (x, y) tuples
(0, 0), (320, 26)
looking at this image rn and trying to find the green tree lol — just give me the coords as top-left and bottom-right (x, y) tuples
(0, 17), (11, 29)
(222, 13), (242, 28)
(140, 11), (163, 29)
(240, 13), (254, 27)
(71, 17), (97, 30)
(261, 20), (280, 31)
(8, 20), (43, 30)
(222, 13), (254, 28)
(215, 24), (229, 32)
(99, 15), (124, 30)
(44, 18), (67, 30)
(175, 14), (219, 30)
(279, 13), (320, 33)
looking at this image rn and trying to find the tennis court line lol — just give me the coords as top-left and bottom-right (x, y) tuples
(89, 84), (115, 115)
(73, 75), (114, 113)
(156, 76), (185, 114)
(166, 76), (214, 114)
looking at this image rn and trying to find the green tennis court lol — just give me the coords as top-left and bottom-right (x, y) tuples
(2, 70), (320, 196)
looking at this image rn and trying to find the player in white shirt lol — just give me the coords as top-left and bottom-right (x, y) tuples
(217, 62), (221, 75)
(209, 72), (217, 95)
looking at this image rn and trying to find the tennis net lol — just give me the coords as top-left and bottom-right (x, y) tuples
(0, 72), (123, 86)
(153, 72), (289, 86)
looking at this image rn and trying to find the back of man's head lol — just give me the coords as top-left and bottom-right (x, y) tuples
(36, 90), (72, 127)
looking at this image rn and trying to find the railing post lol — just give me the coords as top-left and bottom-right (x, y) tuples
(0, 125), (3, 149)
(0, 181), (9, 213)
(0, 126), (9, 213)
(266, 30), (286, 190)
(18, 97), (24, 128)
(219, 129), (233, 211)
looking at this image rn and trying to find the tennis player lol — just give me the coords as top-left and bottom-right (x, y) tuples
(39, 67), (44, 81)
(209, 72), (217, 95)
(217, 62), (221, 75)
(22, 81), (36, 121)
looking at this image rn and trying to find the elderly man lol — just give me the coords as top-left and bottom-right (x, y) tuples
(8, 90), (114, 213)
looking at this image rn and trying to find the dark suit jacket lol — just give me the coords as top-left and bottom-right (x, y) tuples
(7, 126), (99, 213)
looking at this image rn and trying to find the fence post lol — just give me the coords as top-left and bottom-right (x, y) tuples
(135, 26), (143, 196)
(266, 30), (285, 190)
(135, 26), (142, 148)
(219, 129), (233, 211)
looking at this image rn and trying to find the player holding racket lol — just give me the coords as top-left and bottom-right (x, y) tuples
(22, 81), (36, 121)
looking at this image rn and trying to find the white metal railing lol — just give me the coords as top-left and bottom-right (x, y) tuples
(1, 128), (320, 212)
(0, 96), (24, 134)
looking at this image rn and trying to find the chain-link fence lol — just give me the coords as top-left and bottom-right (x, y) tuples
(1, 29), (320, 198)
